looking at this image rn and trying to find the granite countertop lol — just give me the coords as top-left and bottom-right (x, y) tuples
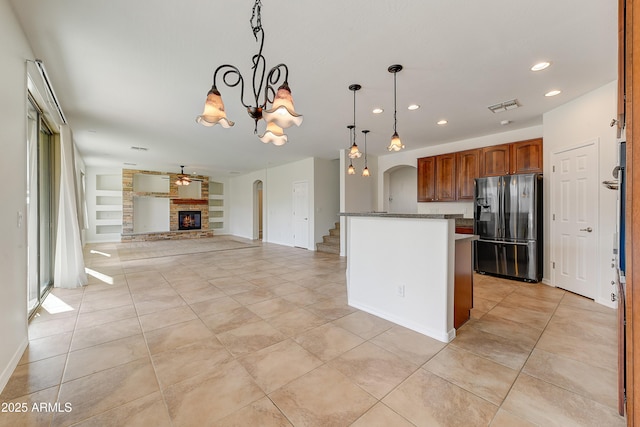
(339, 212), (463, 219)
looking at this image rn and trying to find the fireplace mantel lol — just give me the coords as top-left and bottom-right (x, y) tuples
(172, 198), (208, 205)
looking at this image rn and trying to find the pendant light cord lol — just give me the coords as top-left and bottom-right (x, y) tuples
(393, 71), (398, 134)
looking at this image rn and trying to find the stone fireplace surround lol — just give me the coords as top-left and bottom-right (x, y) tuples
(121, 168), (214, 242)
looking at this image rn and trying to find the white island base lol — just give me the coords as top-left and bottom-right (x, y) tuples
(342, 213), (475, 343)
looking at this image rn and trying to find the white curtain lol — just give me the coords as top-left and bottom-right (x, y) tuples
(54, 125), (87, 288)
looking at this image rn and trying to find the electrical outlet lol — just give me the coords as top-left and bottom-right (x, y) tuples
(396, 285), (405, 297)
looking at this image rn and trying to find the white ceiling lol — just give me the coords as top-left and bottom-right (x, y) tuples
(10, 0), (618, 177)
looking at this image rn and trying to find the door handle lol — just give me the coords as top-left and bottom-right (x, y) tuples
(580, 227), (593, 232)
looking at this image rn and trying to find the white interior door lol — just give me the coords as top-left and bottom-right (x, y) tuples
(293, 181), (309, 249)
(551, 141), (598, 298)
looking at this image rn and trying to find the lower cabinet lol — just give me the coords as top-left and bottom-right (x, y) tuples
(454, 237), (474, 329)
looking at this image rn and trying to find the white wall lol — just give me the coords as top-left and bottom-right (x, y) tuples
(0, 0), (32, 392)
(314, 158), (340, 243)
(543, 81), (618, 307)
(228, 158), (318, 249)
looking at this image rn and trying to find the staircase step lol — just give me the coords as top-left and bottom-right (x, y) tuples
(316, 242), (340, 254)
(323, 235), (340, 244)
(329, 228), (340, 236)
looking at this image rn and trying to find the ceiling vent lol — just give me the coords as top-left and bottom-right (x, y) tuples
(488, 99), (519, 113)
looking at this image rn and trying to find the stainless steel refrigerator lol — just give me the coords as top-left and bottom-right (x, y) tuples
(474, 173), (543, 282)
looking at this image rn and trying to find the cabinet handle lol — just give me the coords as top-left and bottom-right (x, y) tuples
(579, 227), (593, 232)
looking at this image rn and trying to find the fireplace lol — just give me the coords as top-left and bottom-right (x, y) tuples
(178, 211), (202, 230)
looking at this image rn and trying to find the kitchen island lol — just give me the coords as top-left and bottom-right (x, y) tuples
(340, 213), (477, 343)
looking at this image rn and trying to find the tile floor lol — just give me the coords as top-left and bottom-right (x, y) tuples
(0, 237), (626, 426)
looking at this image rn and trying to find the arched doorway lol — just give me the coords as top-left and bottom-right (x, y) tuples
(383, 165), (417, 213)
(253, 180), (263, 240)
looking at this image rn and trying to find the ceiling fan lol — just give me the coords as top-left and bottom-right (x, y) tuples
(175, 165), (194, 186)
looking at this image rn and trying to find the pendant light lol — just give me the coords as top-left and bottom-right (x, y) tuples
(387, 64), (405, 151)
(361, 130), (370, 177)
(346, 125), (356, 174)
(348, 84), (362, 159)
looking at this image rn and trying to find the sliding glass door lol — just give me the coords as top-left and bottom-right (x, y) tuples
(27, 97), (55, 315)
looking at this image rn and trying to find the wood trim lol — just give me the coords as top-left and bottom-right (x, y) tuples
(171, 198), (208, 205)
(626, 0), (638, 423)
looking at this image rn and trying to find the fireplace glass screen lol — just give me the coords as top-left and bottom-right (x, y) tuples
(178, 211), (201, 230)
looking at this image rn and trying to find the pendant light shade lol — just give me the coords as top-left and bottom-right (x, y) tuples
(348, 161), (356, 175)
(262, 83), (303, 129)
(196, 87), (235, 128)
(259, 121), (288, 146)
(388, 131), (404, 152)
(387, 64), (406, 151)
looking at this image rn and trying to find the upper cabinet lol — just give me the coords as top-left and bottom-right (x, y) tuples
(417, 156), (436, 202)
(456, 149), (481, 200)
(510, 138), (543, 174)
(435, 154), (457, 202)
(418, 154), (456, 202)
(480, 139), (543, 177)
(480, 143), (511, 177)
(417, 138), (543, 202)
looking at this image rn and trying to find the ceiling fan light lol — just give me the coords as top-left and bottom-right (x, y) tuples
(196, 87), (235, 128)
(387, 132), (404, 151)
(262, 83), (303, 128)
(259, 121), (288, 146)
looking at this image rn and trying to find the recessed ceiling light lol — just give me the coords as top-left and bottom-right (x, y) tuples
(123, 162), (137, 166)
(130, 146), (149, 151)
(437, 119), (448, 125)
(545, 90), (561, 97)
(408, 104), (420, 111)
(531, 61), (551, 71)
(500, 120), (511, 126)
(372, 108), (384, 114)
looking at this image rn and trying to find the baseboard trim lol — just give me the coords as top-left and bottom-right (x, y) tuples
(0, 337), (28, 394)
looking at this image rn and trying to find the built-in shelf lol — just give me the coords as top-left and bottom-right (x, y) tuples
(96, 224), (122, 235)
(96, 211), (122, 220)
(96, 195), (122, 206)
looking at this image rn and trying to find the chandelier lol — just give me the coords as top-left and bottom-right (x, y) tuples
(196, 0), (303, 145)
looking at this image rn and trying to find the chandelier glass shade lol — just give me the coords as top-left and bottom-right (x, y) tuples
(196, 0), (302, 145)
(387, 64), (405, 151)
(259, 121), (288, 146)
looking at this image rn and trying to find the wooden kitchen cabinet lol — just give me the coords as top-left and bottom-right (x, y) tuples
(417, 156), (436, 202)
(435, 153), (456, 201)
(510, 138), (543, 174)
(480, 143), (511, 177)
(456, 149), (481, 200)
(418, 154), (456, 202)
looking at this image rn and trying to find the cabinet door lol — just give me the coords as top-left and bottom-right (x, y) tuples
(417, 157), (435, 202)
(511, 138), (543, 174)
(435, 154), (456, 201)
(456, 149), (481, 200)
(480, 144), (511, 176)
